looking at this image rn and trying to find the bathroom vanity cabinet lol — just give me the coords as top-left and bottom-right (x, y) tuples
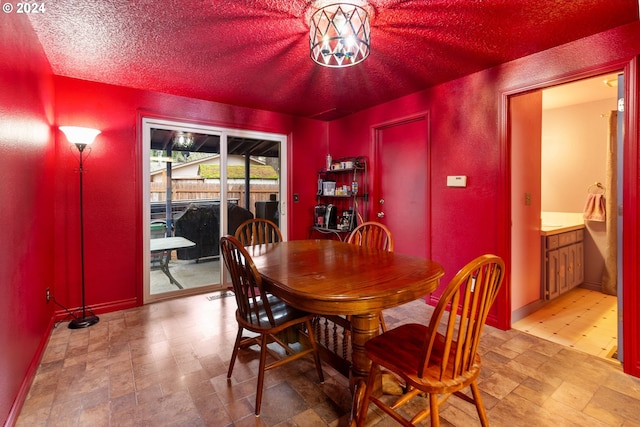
(542, 226), (585, 300)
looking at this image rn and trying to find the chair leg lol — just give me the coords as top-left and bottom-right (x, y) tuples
(470, 381), (490, 427)
(227, 327), (244, 378)
(254, 334), (270, 416)
(379, 312), (387, 333)
(350, 380), (366, 426)
(356, 362), (379, 426)
(429, 392), (440, 427)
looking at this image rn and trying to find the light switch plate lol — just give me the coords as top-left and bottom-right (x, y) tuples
(447, 175), (467, 187)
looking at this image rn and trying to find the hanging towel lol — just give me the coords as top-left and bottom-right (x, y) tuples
(583, 193), (606, 222)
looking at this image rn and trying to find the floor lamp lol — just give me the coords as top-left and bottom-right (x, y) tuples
(60, 126), (102, 329)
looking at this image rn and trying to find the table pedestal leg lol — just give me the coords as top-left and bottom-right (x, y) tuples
(349, 312), (381, 395)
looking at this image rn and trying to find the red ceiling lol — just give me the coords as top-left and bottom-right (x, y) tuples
(28, 0), (638, 120)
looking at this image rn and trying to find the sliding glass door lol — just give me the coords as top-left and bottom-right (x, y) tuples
(142, 118), (287, 303)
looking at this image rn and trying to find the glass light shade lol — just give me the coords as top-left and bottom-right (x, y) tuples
(59, 126), (101, 145)
(172, 131), (194, 149)
(310, 3), (370, 68)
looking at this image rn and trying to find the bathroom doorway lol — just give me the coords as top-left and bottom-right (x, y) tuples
(510, 72), (622, 361)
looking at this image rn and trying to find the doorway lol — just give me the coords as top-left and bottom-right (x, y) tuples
(142, 117), (287, 304)
(510, 73), (622, 360)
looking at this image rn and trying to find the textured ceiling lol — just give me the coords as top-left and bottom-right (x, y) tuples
(28, 0), (638, 120)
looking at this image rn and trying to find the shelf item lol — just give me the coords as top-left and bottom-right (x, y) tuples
(309, 226), (350, 241)
(314, 156), (367, 235)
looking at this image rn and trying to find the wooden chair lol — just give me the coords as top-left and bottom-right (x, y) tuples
(347, 221), (394, 252)
(235, 218), (282, 246)
(356, 254), (505, 427)
(347, 221), (394, 332)
(220, 235), (324, 416)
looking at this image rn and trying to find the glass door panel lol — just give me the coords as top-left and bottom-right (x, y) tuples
(144, 119), (225, 303)
(143, 118), (287, 303)
(225, 133), (285, 240)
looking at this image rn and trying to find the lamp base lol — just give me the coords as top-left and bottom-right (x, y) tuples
(68, 314), (100, 329)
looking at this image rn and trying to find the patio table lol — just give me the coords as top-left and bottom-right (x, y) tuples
(150, 237), (196, 289)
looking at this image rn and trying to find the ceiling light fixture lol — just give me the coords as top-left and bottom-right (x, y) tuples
(172, 131), (194, 149)
(309, 3), (370, 68)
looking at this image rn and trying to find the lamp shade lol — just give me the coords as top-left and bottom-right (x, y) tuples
(59, 126), (101, 145)
(309, 3), (370, 68)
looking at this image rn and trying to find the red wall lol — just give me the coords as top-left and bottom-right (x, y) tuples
(53, 20), (640, 378)
(53, 77), (325, 313)
(290, 119), (329, 239)
(2, 18), (327, 423)
(329, 70), (513, 290)
(0, 15), (56, 425)
(328, 21), (640, 375)
(3, 15), (640, 426)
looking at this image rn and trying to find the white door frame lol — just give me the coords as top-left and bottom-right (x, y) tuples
(142, 117), (288, 304)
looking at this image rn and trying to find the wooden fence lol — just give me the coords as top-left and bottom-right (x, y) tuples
(150, 180), (279, 216)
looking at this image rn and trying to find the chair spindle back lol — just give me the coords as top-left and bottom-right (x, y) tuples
(235, 218), (282, 247)
(419, 254), (505, 381)
(347, 221), (394, 252)
(220, 235), (275, 327)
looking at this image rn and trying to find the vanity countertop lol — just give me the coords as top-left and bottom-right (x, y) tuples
(540, 223), (585, 236)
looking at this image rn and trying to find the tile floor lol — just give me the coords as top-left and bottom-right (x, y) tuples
(16, 291), (640, 426)
(512, 288), (618, 360)
(150, 257), (221, 295)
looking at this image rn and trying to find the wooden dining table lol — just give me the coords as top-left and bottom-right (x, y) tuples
(247, 239), (445, 391)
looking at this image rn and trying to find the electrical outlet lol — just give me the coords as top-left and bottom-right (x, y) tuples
(46, 287), (51, 303)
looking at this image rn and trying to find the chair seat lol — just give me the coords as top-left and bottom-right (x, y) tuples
(365, 323), (481, 393)
(240, 294), (314, 332)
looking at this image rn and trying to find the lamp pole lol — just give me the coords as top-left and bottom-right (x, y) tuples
(60, 126), (101, 329)
(68, 143), (99, 329)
